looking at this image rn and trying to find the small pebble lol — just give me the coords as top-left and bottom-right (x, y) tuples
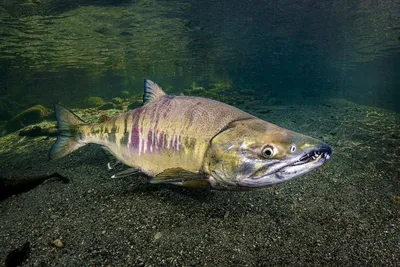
(224, 211), (230, 219)
(52, 239), (64, 248)
(154, 232), (162, 240)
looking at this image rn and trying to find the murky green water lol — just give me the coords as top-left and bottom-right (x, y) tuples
(1, 0), (400, 114)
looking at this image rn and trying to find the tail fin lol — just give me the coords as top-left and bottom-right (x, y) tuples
(49, 105), (87, 160)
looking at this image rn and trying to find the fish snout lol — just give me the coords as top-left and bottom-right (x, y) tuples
(316, 143), (332, 161)
(318, 143), (332, 155)
(297, 143), (332, 165)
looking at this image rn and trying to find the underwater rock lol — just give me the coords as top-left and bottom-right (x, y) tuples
(0, 172), (69, 201)
(5, 242), (31, 267)
(52, 239), (64, 248)
(154, 232), (162, 240)
(19, 125), (58, 137)
(85, 96), (105, 108)
(5, 105), (51, 133)
(127, 101), (141, 110)
(19, 126), (42, 136)
(98, 102), (116, 110)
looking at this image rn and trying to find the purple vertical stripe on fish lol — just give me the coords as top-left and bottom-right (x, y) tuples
(130, 108), (143, 151)
(173, 135), (178, 151)
(169, 135), (174, 150)
(147, 130), (153, 153)
(131, 126), (140, 150)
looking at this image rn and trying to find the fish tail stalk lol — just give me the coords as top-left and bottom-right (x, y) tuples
(49, 105), (87, 160)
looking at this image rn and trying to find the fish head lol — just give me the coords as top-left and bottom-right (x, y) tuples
(204, 119), (332, 189)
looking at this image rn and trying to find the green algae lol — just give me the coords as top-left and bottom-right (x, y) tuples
(98, 102), (116, 110)
(5, 105), (51, 133)
(0, 120), (55, 154)
(111, 97), (123, 105)
(0, 2), (190, 76)
(85, 97), (105, 108)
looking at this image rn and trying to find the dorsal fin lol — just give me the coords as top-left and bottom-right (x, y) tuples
(143, 79), (167, 105)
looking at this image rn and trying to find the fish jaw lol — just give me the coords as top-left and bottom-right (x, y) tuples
(203, 119), (332, 190)
(237, 144), (332, 187)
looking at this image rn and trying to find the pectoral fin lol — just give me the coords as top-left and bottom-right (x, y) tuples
(150, 168), (210, 188)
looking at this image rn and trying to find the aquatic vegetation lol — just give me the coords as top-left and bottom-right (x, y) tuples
(120, 90), (130, 98)
(127, 96), (143, 110)
(5, 105), (51, 133)
(184, 80), (235, 102)
(85, 96), (105, 108)
(0, 3), (191, 75)
(98, 102), (116, 110)
(126, 101), (141, 110)
(212, 80), (232, 91)
(188, 81), (206, 95)
(111, 97), (123, 104)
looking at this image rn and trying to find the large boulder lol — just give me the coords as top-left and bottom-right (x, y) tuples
(5, 105), (52, 133)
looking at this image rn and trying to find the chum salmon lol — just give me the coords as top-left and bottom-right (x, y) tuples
(49, 79), (332, 190)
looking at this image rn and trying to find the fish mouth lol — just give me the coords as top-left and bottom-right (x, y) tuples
(290, 145), (332, 167)
(248, 144), (332, 182)
(236, 144), (332, 188)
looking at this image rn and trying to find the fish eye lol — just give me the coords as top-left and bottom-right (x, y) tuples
(261, 145), (275, 158)
(290, 145), (296, 153)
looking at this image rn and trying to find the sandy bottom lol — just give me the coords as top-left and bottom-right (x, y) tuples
(0, 98), (399, 266)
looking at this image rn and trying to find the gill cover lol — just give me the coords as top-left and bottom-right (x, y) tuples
(204, 118), (265, 189)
